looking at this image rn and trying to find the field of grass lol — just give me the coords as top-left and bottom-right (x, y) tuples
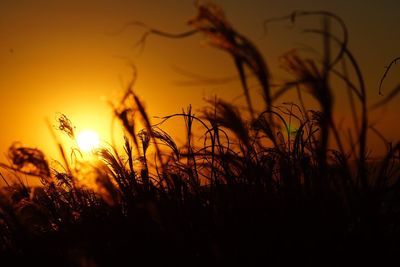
(1, 3), (400, 266)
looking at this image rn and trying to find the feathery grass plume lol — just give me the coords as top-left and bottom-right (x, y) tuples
(138, 129), (151, 154)
(114, 106), (140, 155)
(303, 18), (368, 183)
(95, 167), (120, 206)
(151, 127), (180, 161)
(6, 143), (50, 179)
(132, 93), (176, 190)
(56, 113), (75, 139)
(189, 2), (272, 120)
(117, 2), (272, 120)
(46, 114), (76, 179)
(279, 51), (332, 153)
(204, 99), (251, 152)
(271, 18), (366, 195)
(97, 148), (134, 201)
(53, 171), (73, 190)
(111, 66), (142, 155)
(116, 108), (135, 136)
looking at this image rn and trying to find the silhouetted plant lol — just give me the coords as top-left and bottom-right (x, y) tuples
(1, 2), (400, 267)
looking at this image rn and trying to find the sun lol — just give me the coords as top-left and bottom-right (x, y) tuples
(77, 129), (100, 152)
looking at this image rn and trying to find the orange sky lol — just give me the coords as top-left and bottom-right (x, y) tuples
(0, 0), (399, 168)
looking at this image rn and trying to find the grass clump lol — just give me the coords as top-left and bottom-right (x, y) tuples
(1, 2), (400, 266)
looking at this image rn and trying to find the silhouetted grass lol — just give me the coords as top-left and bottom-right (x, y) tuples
(1, 2), (400, 266)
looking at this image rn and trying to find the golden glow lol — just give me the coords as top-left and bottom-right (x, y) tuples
(77, 130), (100, 152)
(0, 0), (398, 165)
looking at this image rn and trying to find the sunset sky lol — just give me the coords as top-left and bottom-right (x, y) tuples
(0, 0), (399, 164)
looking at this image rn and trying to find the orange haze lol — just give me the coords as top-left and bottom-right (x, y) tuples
(0, 0), (399, 176)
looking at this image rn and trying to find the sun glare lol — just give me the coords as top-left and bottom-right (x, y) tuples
(77, 130), (100, 152)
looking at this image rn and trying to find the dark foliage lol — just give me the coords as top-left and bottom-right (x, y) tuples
(1, 3), (400, 266)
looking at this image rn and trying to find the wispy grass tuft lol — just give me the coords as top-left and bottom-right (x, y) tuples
(1, 2), (400, 266)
